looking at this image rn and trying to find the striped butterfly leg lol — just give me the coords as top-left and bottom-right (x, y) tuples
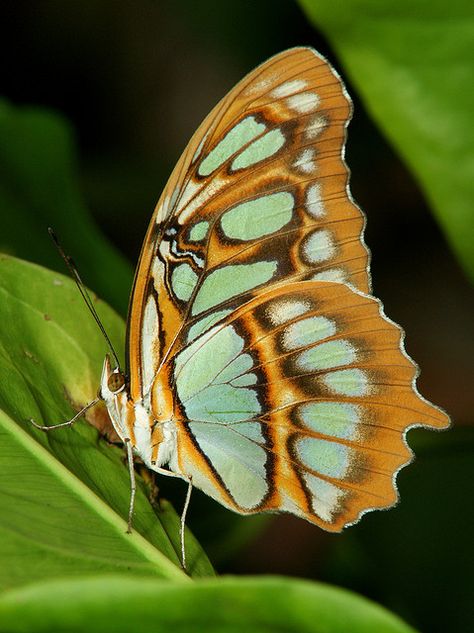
(167, 281), (449, 528)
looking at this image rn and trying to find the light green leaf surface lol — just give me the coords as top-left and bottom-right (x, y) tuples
(0, 101), (133, 313)
(0, 575), (418, 633)
(299, 1), (474, 280)
(0, 255), (213, 590)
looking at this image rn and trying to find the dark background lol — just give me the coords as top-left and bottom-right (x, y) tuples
(1, 2), (472, 632)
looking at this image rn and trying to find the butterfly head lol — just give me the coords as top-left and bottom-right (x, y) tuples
(98, 354), (133, 444)
(99, 354), (127, 401)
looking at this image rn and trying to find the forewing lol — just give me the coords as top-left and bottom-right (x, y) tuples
(127, 47), (369, 400)
(170, 282), (449, 528)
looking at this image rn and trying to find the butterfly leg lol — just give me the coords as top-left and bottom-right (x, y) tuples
(180, 477), (193, 571)
(145, 466), (193, 571)
(124, 438), (136, 534)
(30, 397), (100, 430)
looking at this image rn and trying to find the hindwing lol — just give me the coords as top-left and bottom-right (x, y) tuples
(168, 282), (448, 526)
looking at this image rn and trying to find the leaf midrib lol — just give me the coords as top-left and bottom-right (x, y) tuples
(1, 410), (189, 583)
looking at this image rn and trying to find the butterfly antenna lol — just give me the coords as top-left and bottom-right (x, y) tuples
(48, 227), (122, 370)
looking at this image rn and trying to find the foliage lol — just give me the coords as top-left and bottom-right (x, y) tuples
(0, 575), (418, 633)
(0, 102), (132, 314)
(299, 0), (474, 281)
(0, 255), (212, 586)
(1, 2), (472, 631)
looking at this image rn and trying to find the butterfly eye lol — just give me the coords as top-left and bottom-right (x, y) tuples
(107, 372), (126, 394)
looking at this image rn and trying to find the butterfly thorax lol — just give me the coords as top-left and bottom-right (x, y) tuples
(99, 355), (180, 473)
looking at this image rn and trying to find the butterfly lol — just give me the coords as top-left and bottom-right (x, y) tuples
(39, 47), (449, 566)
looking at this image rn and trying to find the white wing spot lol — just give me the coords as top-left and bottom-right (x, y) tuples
(245, 74), (278, 96)
(192, 130), (210, 164)
(272, 79), (308, 98)
(303, 229), (336, 263)
(156, 196), (170, 224)
(178, 178), (225, 224)
(287, 91), (320, 114)
(304, 475), (346, 522)
(141, 296), (160, 395)
(305, 183), (326, 218)
(305, 115), (327, 140)
(293, 148), (316, 174)
(176, 180), (202, 215)
(267, 298), (312, 326)
(157, 187), (180, 224)
(312, 268), (347, 284)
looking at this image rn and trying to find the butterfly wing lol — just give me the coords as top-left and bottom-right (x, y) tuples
(127, 47), (369, 401)
(127, 47), (449, 529)
(171, 281), (448, 528)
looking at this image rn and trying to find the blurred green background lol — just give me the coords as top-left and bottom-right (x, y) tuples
(1, 2), (472, 632)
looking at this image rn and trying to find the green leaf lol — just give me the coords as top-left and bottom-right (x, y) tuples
(0, 100), (133, 314)
(0, 575), (418, 633)
(299, 1), (474, 281)
(0, 255), (213, 590)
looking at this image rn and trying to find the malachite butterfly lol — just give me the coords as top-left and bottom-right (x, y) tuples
(67, 48), (452, 546)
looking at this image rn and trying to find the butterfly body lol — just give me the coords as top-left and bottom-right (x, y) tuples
(99, 47), (449, 532)
(100, 356), (180, 473)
